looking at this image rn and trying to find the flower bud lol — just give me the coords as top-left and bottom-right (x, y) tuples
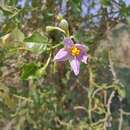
(46, 26), (54, 32)
(59, 19), (69, 31)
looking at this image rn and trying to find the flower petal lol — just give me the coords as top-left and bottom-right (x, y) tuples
(75, 43), (88, 64)
(70, 57), (80, 75)
(54, 48), (69, 61)
(81, 54), (88, 64)
(75, 43), (88, 52)
(64, 38), (73, 48)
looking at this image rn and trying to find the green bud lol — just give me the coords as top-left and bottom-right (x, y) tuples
(46, 26), (54, 32)
(59, 19), (69, 31)
(46, 26), (65, 34)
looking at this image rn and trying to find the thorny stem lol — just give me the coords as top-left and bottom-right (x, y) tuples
(108, 51), (118, 81)
(88, 67), (94, 127)
(88, 88), (93, 124)
(37, 52), (52, 73)
(102, 51), (117, 130)
(118, 109), (123, 130)
(92, 85), (114, 98)
(47, 43), (62, 51)
(13, 94), (33, 102)
(104, 91), (115, 130)
(108, 49), (130, 130)
(118, 109), (130, 130)
(122, 110), (130, 116)
(73, 106), (87, 111)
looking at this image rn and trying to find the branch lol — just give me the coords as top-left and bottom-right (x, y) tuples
(118, 109), (123, 130)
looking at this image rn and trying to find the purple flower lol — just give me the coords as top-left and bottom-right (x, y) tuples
(54, 38), (88, 75)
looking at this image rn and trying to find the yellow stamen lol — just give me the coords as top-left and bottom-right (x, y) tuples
(70, 46), (80, 56)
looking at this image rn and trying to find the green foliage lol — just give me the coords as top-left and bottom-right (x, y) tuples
(100, 0), (111, 6)
(12, 27), (25, 42)
(21, 63), (39, 80)
(24, 32), (48, 54)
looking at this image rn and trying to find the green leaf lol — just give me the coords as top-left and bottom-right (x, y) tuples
(114, 83), (126, 98)
(117, 87), (126, 98)
(0, 5), (15, 15)
(70, 0), (80, 15)
(100, 0), (111, 6)
(120, 5), (130, 17)
(24, 32), (48, 54)
(21, 63), (39, 80)
(12, 28), (25, 42)
(24, 32), (48, 43)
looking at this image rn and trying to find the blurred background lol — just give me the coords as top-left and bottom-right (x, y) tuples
(0, 0), (130, 130)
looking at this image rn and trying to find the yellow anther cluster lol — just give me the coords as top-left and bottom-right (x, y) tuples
(70, 47), (80, 56)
